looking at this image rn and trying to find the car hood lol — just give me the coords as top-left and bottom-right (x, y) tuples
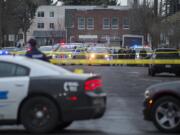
(147, 81), (180, 96)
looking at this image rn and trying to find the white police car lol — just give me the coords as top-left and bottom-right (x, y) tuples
(0, 56), (106, 133)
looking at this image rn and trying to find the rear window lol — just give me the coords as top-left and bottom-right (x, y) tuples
(88, 47), (109, 53)
(39, 46), (52, 51)
(58, 47), (74, 52)
(155, 50), (179, 59)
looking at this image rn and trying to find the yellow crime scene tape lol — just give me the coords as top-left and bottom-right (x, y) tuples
(50, 59), (180, 65)
(12, 51), (180, 65)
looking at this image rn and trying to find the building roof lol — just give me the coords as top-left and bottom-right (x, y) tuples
(38, 5), (130, 11)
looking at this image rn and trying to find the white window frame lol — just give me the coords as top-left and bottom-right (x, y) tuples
(111, 17), (119, 29)
(78, 17), (85, 30)
(50, 11), (54, 17)
(87, 17), (94, 30)
(37, 11), (44, 17)
(103, 17), (110, 30)
(123, 17), (130, 30)
(37, 23), (44, 29)
(49, 23), (54, 29)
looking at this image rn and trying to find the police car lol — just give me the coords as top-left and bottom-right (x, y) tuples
(0, 56), (106, 133)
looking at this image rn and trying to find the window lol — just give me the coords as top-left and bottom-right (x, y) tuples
(18, 34), (23, 40)
(49, 23), (54, 29)
(37, 23), (44, 29)
(0, 62), (29, 77)
(112, 17), (119, 29)
(50, 11), (54, 17)
(15, 66), (29, 76)
(87, 17), (94, 30)
(78, 17), (85, 30)
(123, 17), (129, 29)
(103, 18), (110, 29)
(37, 11), (44, 17)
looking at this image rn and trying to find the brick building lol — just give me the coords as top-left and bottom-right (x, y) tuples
(65, 6), (130, 46)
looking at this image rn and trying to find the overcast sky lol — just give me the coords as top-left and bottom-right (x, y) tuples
(119, 0), (127, 5)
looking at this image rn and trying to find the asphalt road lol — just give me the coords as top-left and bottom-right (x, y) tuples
(0, 66), (179, 135)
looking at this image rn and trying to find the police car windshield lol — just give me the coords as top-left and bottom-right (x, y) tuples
(134, 48), (151, 53)
(39, 46), (52, 51)
(31, 59), (71, 74)
(155, 49), (179, 59)
(88, 47), (108, 53)
(58, 47), (74, 52)
(3, 47), (17, 52)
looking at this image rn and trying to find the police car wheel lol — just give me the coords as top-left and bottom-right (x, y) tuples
(152, 96), (180, 133)
(55, 121), (73, 131)
(20, 96), (59, 133)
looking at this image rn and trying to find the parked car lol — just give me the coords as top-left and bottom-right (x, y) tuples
(3, 47), (22, 53)
(0, 49), (10, 55)
(86, 47), (111, 60)
(0, 56), (106, 133)
(72, 47), (87, 59)
(130, 46), (152, 59)
(143, 81), (180, 133)
(39, 46), (53, 52)
(148, 48), (180, 76)
(51, 47), (74, 59)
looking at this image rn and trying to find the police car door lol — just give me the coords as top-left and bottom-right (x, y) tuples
(0, 61), (29, 120)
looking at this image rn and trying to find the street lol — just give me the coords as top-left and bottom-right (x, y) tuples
(0, 66), (179, 135)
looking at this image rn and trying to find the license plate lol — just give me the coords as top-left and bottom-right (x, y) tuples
(165, 65), (171, 68)
(93, 99), (104, 105)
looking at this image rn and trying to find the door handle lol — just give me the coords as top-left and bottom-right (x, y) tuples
(15, 84), (24, 87)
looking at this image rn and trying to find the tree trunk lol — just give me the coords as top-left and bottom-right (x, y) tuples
(0, 0), (2, 47)
(24, 30), (27, 46)
(154, 0), (158, 16)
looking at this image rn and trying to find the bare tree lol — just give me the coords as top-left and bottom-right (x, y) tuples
(129, 0), (162, 48)
(0, 0), (2, 47)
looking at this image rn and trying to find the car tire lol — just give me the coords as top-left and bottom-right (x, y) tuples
(20, 96), (59, 133)
(148, 68), (155, 76)
(152, 96), (180, 133)
(175, 73), (180, 77)
(55, 121), (72, 131)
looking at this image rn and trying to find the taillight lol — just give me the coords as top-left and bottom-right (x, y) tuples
(85, 79), (102, 91)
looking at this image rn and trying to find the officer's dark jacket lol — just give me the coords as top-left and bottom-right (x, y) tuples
(25, 47), (49, 62)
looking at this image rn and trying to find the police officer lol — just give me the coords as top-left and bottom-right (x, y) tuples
(140, 48), (147, 59)
(25, 38), (49, 62)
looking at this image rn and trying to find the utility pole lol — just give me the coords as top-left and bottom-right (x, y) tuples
(0, 0), (2, 47)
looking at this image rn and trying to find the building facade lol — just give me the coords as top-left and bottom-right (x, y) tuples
(66, 6), (130, 46)
(25, 6), (66, 46)
(24, 5), (130, 46)
(25, 6), (97, 46)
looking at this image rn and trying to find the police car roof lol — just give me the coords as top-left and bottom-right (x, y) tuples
(0, 55), (28, 62)
(0, 56), (95, 79)
(0, 56), (71, 77)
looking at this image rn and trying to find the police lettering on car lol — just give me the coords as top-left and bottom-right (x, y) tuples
(0, 56), (106, 133)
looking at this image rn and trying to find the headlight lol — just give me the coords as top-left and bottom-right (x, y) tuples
(90, 54), (95, 59)
(105, 54), (109, 58)
(68, 54), (72, 58)
(136, 53), (140, 59)
(52, 54), (56, 59)
(144, 90), (150, 99)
